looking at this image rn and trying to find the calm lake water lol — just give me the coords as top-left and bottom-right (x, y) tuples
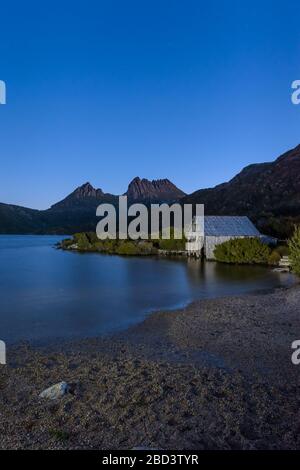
(0, 235), (295, 344)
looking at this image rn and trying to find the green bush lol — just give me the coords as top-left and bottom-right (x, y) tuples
(268, 250), (281, 266)
(116, 241), (140, 255)
(136, 241), (157, 255)
(288, 226), (300, 275)
(214, 237), (271, 265)
(266, 244), (290, 266)
(157, 237), (185, 251)
(74, 232), (91, 250)
(61, 228), (184, 256)
(86, 231), (99, 244)
(60, 237), (74, 249)
(153, 227), (186, 251)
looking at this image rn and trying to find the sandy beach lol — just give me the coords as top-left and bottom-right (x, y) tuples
(1, 284), (300, 450)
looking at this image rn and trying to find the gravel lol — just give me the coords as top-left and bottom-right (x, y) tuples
(1, 285), (300, 450)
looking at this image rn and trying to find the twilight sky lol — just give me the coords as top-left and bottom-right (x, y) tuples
(0, 0), (300, 209)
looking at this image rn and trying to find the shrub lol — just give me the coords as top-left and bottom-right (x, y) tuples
(158, 237), (185, 251)
(116, 241), (140, 255)
(136, 241), (157, 255)
(86, 231), (99, 244)
(154, 227), (186, 251)
(101, 239), (117, 253)
(60, 238), (74, 249)
(61, 228), (183, 255)
(214, 237), (271, 265)
(288, 226), (300, 275)
(73, 232), (91, 250)
(268, 250), (281, 266)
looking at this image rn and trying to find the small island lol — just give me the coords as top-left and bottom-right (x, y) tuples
(59, 230), (186, 256)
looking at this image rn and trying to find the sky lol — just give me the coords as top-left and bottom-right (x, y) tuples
(0, 0), (300, 209)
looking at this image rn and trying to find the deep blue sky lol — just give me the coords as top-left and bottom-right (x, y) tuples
(0, 0), (300, 209)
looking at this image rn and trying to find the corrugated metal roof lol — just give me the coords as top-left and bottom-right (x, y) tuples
(194, 216), (260, 237)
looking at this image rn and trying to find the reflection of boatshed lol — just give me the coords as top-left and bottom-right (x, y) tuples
(186, 216), (264, 260)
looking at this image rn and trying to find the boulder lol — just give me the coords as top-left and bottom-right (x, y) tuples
(39, 381), (69, 400)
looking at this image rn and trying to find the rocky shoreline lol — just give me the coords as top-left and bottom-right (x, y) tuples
(1, 285), (300, 450)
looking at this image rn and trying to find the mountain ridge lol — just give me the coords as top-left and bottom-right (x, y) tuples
(0, 144), (300, 237)
(125, 177), (186, 202)
(0, 177), (186, 234)
(51, 182), (117, 210)
(182, 144), (300, 237)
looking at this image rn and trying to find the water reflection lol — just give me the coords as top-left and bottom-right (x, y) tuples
(0, 236), (295, 344)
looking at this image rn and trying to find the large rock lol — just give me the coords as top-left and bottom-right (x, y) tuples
(125, 177), (186, 202)
(39, 381), (69, 400)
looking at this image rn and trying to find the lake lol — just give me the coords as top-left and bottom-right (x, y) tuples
(0, 235), (295, 344)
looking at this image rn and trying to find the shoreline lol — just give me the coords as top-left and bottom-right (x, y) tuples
(6, 276), (295, 349)
(1, 284), (300, 449)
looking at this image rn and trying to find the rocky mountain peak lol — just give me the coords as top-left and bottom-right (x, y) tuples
(73, 182), (103, 199)
(50, 182), (107, 209)
(125, 177), (185, 202)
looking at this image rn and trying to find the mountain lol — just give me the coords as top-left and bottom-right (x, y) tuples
(0, 178), (185, 234)
(1, 145), (300, 237)
(0, 203), (41, 234)
(182, 144), (300, 238)
(51, 182), (117, 210)
(41, 182), (118, 234)
(125, 177), (186, 202)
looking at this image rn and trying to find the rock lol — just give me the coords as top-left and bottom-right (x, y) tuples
(69, 244), (78, 250)
(39, 382), (69, 400)
(273, 267), (290, 273)
(125, 177), (186, 202)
